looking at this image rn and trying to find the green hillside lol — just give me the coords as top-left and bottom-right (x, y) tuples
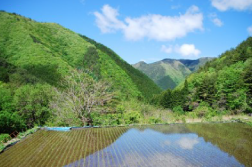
(0, 11), (161, 132)
(133, 57), (213, 90)
(0, 11), (160, 100)
(154, 37), (252, 115)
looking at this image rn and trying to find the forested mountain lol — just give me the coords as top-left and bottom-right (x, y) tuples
(133, 57), (213, 89)
(0, 11), (161, 132)
(153, 37), (252, 115)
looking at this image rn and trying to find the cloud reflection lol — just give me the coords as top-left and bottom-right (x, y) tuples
(177, 137), (199, 150)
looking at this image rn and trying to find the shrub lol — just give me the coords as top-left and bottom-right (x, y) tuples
(124, 111), (141, 124)
(193, 102), (214, 118)
(148, 116), (161, 124)
(0, 134), (11, 143)
(0, 111), (26, 133)
(172, 106), (184, 116)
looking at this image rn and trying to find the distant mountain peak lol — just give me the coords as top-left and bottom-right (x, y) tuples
(133, 57), (214, 90)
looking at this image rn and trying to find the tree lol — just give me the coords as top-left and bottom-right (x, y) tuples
(13, 84), (53, 127)
(51, 70), (114, 126)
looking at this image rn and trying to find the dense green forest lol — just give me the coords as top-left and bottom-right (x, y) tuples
(0, 11), (161, 134)
(152, 37), (252, 117)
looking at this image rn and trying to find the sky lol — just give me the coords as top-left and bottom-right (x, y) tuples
(1, 0), (252, 64)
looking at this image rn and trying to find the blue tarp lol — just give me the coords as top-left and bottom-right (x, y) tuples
(46, 127), (71, 131)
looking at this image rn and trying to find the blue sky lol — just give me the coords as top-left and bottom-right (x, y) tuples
(1, 0), (252, 64)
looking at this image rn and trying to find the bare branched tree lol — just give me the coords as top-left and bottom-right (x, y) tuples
(51, 70), (114, 126)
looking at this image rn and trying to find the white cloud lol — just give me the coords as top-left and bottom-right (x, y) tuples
(94, 5), (203, 41)
(94, 5), (126, 33)
(209, 13), (223, 27)
(211, 0), (252, 11)
(248, 26), (252, 36)
(176, 44), (201, 57)
(177, 137), (199, 150)
(161, 44), (201, 58)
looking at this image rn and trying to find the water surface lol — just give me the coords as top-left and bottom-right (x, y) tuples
(0, 123), (251, 167)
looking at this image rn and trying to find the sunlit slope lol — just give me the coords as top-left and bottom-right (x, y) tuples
(0, 11), (161, 100)
(133, 58), (213, 90)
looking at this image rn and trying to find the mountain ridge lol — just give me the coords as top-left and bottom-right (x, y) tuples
(133, 57), (214, 90)
(0, 11), (161, 101)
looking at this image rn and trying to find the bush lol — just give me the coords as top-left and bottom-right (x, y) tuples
(124, 111), (141, 124)
(193, 102), (214, 118)
(0, 111), (26, 133)
(172, 106), (184, 116)
(148, 116), (161, 124)
(0, 134), (11, 143)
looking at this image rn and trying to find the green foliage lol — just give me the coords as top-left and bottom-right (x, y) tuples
(172, 106), (184, 116)
(0, 82), (14, 112)
(148, 117), (161, 124)
(156, 37), (252, 116)
(80, 35), (161, 100)
(0, 134), (11, 143)
(13, 84), (53, 127)
(192, 102), (214, 118)
(124, 111), (142, 124)
(0, 111), (26, 133)
(0, 11), (163, 131)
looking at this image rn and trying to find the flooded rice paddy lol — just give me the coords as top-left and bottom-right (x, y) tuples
(0, 123), (252, 167)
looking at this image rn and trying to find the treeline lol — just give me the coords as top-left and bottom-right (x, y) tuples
(153, 37), (252, 116)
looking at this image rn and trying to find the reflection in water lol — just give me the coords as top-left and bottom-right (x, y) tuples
(0, 123), (251, 167)
(177, 136), (199, 150)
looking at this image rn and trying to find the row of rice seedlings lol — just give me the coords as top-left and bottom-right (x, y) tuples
(68, 129), (85, 165)
(47, 131), (75, 166)
(104, 127), (119, 167)
(124, 128), (152, 167)
(109, 127), (129, 167)
(48, 131), (73, 167)
(132, 129), (171, 167)
(103, 128), (116, 167)
(57, 131), (77, 166)
(21, 131), (60, 167)
(4, 130), (51, 167)
(91, 129), (99, 167)
(106, 127), (120, 166)
(82, 128), (93, 166)
(52, 131), (72, 167)
(30, 131), (63, 167)
(74, 129), (89, 167)
(97, 128), (105, 166)
(113, 127), (133, 167)
(64, 131), (79, 165)
(108, 127), (123, 167)
(95, 128), (101, 167)
(33, 131), (65, 166)
(91, 128), (100, 167)
(9, 130), (50, 166)
(96, 128), (106, 167)
(98, 127), (106, 167)
(0, 130), (45, 166)
(41, 131), (73, 167)
(116, 127), (144, 166)
(101, 128), (113, 167)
